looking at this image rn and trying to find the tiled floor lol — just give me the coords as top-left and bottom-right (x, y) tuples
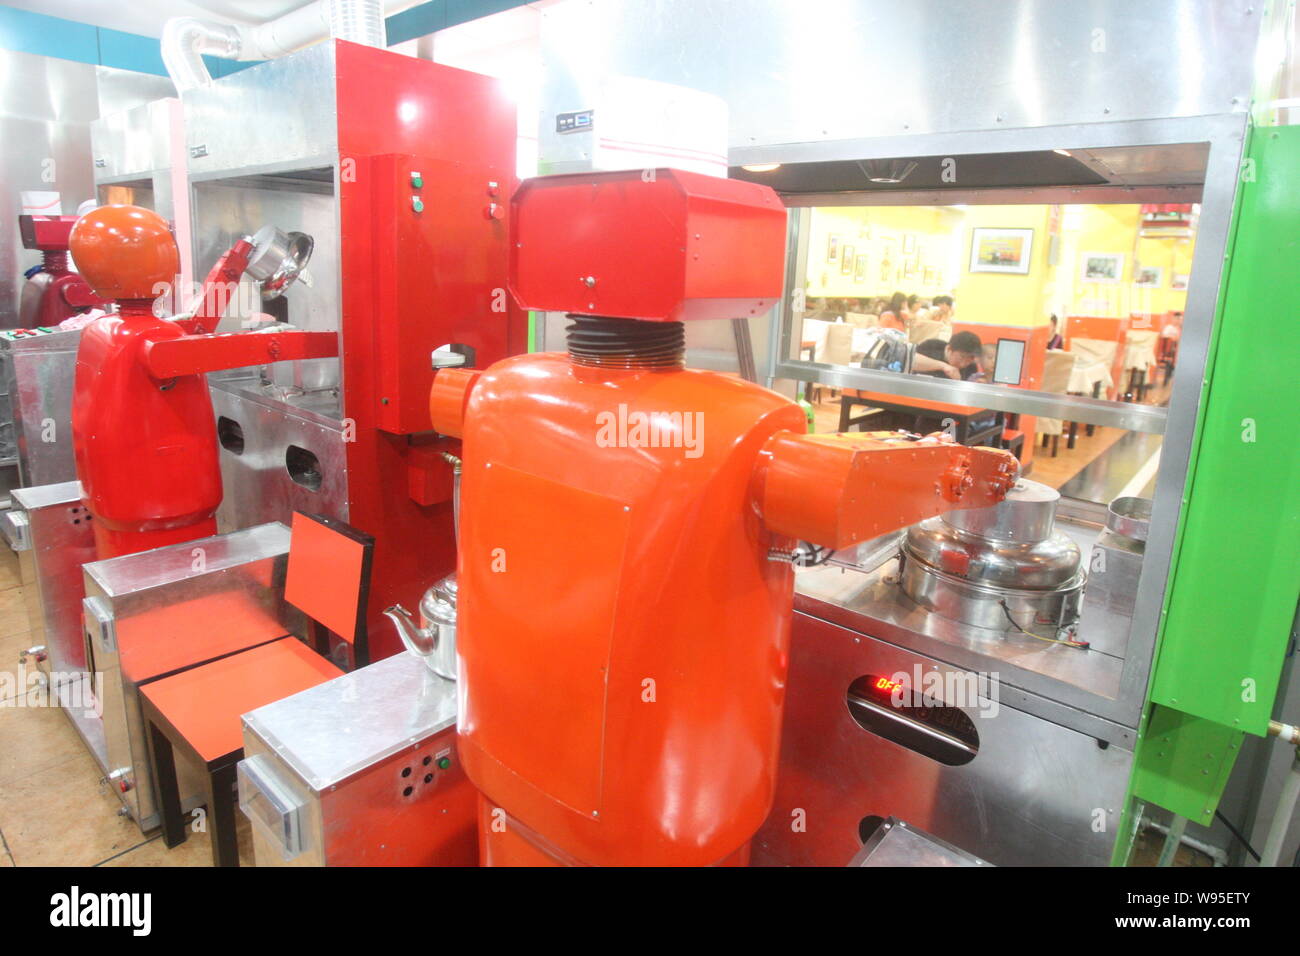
(0, 547), (251, 867)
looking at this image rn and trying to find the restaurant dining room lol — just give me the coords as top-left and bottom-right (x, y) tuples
(785, 200), (1194, 507)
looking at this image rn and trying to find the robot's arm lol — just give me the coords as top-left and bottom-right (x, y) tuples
(758, 430), (1018, 550)
(180, 238), (256, 334)
(141, 328), (338, 378)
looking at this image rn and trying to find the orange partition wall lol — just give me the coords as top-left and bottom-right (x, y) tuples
(1065, 315), (1130, 399)
(953, 321), (1051, 470)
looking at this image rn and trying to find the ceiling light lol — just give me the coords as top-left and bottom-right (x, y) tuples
(859, 159), (918, 184)
(741, 163), (782, 172)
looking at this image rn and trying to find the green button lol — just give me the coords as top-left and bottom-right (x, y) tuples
(410, 172), (423, 188)
(411, 197), (424, 213)
(437, 757), (451, 769)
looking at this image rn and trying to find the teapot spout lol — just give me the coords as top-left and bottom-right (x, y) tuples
(383, 604), (437, 658)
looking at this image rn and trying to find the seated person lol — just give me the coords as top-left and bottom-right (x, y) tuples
(879, 291), (908, 331)
(913, 330), (983, 380)
(908, 294), (930, 323)
(1047, 314), (1064, 350)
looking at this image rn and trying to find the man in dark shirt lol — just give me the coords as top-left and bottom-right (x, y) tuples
(914, 330), (983, 380)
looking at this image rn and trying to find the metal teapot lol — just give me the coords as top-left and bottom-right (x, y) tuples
(383, 573), (458, 680)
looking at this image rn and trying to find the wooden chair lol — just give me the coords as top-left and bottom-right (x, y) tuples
(812, 323), (854, 404)
(141, 512), (374, 866)
(1036, 349), (1077, 457)
(1123, 329), (1161, 402)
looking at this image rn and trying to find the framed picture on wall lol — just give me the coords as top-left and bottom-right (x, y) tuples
(1172, 273), (1190, 290)
(1134, 266), (1163, 288)
(841, 245), (855, 274)
(827, 235), (840, 263)
(969, 227), (1034, 274)
(853, 254), (868, 282)
(1080, 252), (1125, 283)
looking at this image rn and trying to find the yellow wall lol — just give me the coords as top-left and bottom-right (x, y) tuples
(805, 206), (962, 299)
(1054, 205), (1193, 317)
(804, 203), (1195, 325)
(955, 205), (1054, 328)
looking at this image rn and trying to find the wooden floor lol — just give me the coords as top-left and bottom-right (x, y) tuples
(808, 378), (1171, 493)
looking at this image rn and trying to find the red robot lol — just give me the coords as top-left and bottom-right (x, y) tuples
(69, 205), (335, 559)
(17, 214), (108, 328)
(429, 169), (1019, 866)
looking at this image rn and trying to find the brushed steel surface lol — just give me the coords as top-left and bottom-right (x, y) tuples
(241, 652), (470, 867)
(0, 329), (80, 487)
(899, 554), (1084, 633)
(775, 359), (1170, 434)
(538, 0), (1257, 161)
(90, 98), (177, 183)
(792, 508), (1155, 730)
(190, 178), (340, 345)
(849, 817), (990, 867)
(1077, 527), (1146, 658)
(1, 55), (170, 326)
(752, 617), (1131, 867)
(183, 42), (338, 178)
(242, 651), (457, 791)
(944, 479), (1059, 543)
(10, 481), (95, 681)
(82, 522), (297, 828)
(208, 379), (349, 532)
(0, 51), (96, 327)
(906, 516), (1081, 590)
(1107, 496), (1152, 542)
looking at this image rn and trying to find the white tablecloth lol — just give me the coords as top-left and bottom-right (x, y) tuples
(1069, 358), (1113, 395)
(1124, 338), (1160, 372)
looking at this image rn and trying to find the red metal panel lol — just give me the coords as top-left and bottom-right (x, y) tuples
(334, 42), (525, 657)
(508, 168), (788, 322)
(367, 153), (515, 434)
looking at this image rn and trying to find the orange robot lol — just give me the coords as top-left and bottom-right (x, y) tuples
(429, 169), (1017, 866)
(70, 205), (334, 559)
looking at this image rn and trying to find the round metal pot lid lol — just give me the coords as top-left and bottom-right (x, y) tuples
(942, 479), (1059, 544)
(905, 516), (1082, 590)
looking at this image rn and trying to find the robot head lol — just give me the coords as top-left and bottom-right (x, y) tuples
(69, 205), (178, 302)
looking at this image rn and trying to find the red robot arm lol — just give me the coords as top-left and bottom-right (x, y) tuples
(759, 430), (1019, 549)
(180, 238), (255, 334)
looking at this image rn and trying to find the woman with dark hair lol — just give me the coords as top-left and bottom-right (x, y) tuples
(879, 291), (908, 331)
(1047, 314), (1064, 350)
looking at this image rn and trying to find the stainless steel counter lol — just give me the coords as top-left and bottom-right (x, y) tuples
(795, 516), (1143, 736)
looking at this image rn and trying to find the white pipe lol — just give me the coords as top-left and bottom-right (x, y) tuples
(162, 0), (391, 93)
(244, 2), (333, 59)
(161, 17), (242, 93)
(1259, 748), (1300, 867)
(1141, 816), (1230, 867)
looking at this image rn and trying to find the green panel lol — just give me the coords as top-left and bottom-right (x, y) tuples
(1130, 705), (1244, 824)
(1149, 126), (1300, 735)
